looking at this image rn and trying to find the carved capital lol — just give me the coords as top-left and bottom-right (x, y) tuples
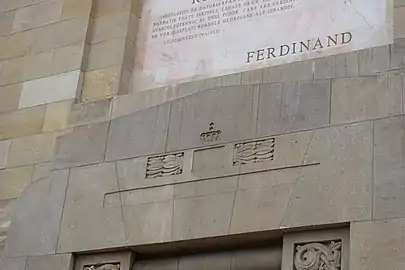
(294, 241), (341, 270)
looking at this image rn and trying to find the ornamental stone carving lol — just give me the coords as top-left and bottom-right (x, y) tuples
(200, 122), (221, 144)
(294, 241), (342, 270)
(146, 153), (184, 178)
(84, 264), (120, 270)
(233, 138), (275, 165)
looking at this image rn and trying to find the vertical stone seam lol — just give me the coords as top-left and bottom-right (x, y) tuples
(55, 169), (71, 254)
(113, 161), (128, 247)
(328, 79), (333, 127)
(279, 130), (315, 227)
(371, 120), (375, 219)
(252, 84), (260, 138)
(227, 161), (241, 235)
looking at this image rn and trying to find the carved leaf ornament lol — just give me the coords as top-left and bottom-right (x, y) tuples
(84, 264), (120, 270)
(234, 138), (275, 165)
(294, 241), (342, 270)
(146, 153), (184, 178)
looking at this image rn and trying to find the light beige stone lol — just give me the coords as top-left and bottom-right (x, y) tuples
(31, 17), (89, 53)
(176, 80), (205, 99)
(191, 146), (233, 175)
(334, 51), (359, 78)
(92, 0), (132, 18)
(32, 162), (52, 182)
(12, 0), (63, 33)
(175, 177), (238, 199)
(81, 66), (121, 100)
(85, 38), (126, 71)
(0, 30), (32, 60)
(350, 218), (405, 270)
(313, 55), (335, 79)
(241, 69), (263, 84)
(7, 132), (59, 167)
(0, 257), (27, 270)
(0, 84), (21, 113)
(53, 43), (85, 74)
(238, 167), (301, 190)
(62, 0), (93, 20)
(394, 5), (405, 38)
(0, 140), (11, 169)
(230, 184), (293, 234)
(179, 253), (231, 270)
(43, 99), (74, 132)
(54, 123), (109, 169)
(0, 57), (24, 85)
(111, 86), (177, 119)
(23, 50), (54, 81)
(68, 99), (111, 127)
(57, 163), (126, 253)
(19, 70), (82, 109)
(26, 254), (72, 270)
(373, 116), (405, 219)
(0, 105), (45, 141)
(0, 11), (15, 37)
(331, 75), (402, 125)
(359, 45), (391, 75)
(5, 170), (69, 257)
(281, 121), (373, 227)
(173, 192), (234, 240)
(0, 166), (33, 201)
(90, 12), (131, 43)
(123, 200), (173, 245)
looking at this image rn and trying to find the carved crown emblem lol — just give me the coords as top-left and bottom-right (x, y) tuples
(200, 122), (221, 144)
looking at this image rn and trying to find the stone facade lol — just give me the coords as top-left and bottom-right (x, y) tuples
(0, 0), (405, 269)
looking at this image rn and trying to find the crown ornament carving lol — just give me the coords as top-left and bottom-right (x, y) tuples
(200, 122), (221, 144)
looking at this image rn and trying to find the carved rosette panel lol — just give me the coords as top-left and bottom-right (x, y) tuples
(233, 138), (275, 165)
(294, 241), (342, 270)
(84, 264), (120, 270)
(146, 153), (184, 178)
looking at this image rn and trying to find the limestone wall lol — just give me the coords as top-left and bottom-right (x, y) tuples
(0, 0), (404, 269)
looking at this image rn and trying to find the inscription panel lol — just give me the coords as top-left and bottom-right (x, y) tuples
(134, 0), (392, 90)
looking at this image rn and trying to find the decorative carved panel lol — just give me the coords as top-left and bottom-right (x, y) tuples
(294, 241), (342, 270)
(233, 138), (275, 165)
(146, 153), (184, 178)
(84, 264), (120, 270)
(200, 122), (221, 144)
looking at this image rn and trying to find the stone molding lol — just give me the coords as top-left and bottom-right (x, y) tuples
(75, 252), (134, 270)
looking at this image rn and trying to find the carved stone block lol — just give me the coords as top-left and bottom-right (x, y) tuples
(84, 264), (120, 270)
(282, 229), (349, 270)
(233, 138), (275, 165)
(146, 153), (184, 178)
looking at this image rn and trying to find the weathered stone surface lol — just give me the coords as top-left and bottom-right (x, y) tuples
(391, 39), (405, 69)
(106, 103), (170, 161)
(0, 11), (14, 37)
(26, 254), (72, 270)
(0, 140), (11, 169)
(0, 257), (27, 270)
(90, 12), (131, 43)
(394, 5), (405, 38)
(0, 166), (33, 201)
(92, 0), (132, 18)
(179, 253), (231, 270)
(373, 116), (405, 219)
(358, 45), (390, 75)
(53, 43), (85, 74)
(68, 99), (111, 127)
(0, 31), (31, 60)
(0, 84), (21, 114)
(23, 50), (54, 81)
(331, 75), (402, 125)
(232, 248), (282, 270)
(167, 85), (256, 151)
(81, 66), (121, 100)
(173, 192), (234, 240)
(350, 218), (405, 270)
(192, 146), (232, 174)
(32, 162), (52, 182)
(85, 38), (126, 71)
(257, 80), (330, 137)
(57, 163), (126, 253)
(334, 51), (359, 78)
(238, 167), (301, 190)
(62, 0), (93, 20)
(42, 99), (74, 132)
(19, 70), (82, 109)
(7, 132), (59, 167)
(54, 122), (109, 169)
(122, 200), (173, 245)
(5, 170), (69, 257)
(230, 184), (293, 234)
(0, 199), (14, 263)
(133, 259), (178, 270)
(0, 57), (24, 85)
(12, 0), (63, 33)
(0, 105), (46, 141)
(175, 177), (237, 199)
(281, 121), (373, 227)
(313, 55), (335, 79)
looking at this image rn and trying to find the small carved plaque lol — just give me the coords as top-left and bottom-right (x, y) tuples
(200, 122), (221, 144)
(84, 264), (120, 270)
(233, 138), (275, 165)
(146, 153), (184, 178)
(294, 240), (342, 270)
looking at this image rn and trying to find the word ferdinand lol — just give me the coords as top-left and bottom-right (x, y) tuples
(246, 32), (352, 63)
